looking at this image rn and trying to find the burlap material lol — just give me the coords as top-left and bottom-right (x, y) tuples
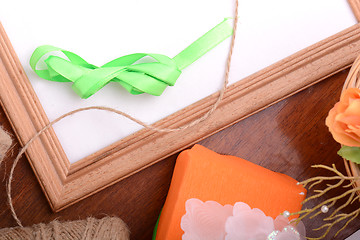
(0, 126), (12, 163)
(0, 128), (130, 240)
(0, 217), (130, 240)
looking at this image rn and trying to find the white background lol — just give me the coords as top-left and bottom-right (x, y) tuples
(0, 0), (357, 163)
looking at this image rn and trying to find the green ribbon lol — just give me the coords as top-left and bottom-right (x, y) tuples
(30, 18), (233, 99)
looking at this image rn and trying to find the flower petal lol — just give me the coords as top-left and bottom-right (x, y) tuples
(273, 216), (306, 240)
(225, 202), (274, 240)
(273, 215), (290, 231)
(181, 198), (233, 240)
(326, 88), (360, 147)
(268, 226), (302, 240)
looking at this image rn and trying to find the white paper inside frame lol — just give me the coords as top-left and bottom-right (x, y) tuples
(0, 0), (356, 163)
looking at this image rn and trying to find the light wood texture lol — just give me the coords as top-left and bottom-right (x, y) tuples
(0, 70), (359, 239)
(2, 20), (360, 211)
(349, 0), (360, 21)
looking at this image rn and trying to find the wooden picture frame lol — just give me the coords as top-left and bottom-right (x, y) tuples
(1, 1), (360, 211)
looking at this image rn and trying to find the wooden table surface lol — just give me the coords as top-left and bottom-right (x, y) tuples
(0, 69), (359, 239)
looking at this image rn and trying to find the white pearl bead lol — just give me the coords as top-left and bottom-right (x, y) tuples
(321, 205), (329, 213)
(283, 210), (290, 218)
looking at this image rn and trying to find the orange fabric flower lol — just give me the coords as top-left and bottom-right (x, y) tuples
(326, 88), (360, 147)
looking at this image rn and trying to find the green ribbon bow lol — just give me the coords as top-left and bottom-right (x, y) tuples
(30, 18), (233, 99)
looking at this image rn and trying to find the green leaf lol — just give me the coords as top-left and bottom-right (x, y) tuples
(338, 146), (360, 164)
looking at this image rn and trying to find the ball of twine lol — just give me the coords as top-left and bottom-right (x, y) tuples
(0, 128), (130, 239)
(0, 216), (129, 240)
(1, 126), (131, 239)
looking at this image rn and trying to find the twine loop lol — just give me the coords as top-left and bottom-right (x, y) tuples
(5, 0), (239, 227)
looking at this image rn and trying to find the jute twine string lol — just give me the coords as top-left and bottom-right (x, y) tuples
(5, 0), (239, 228)
(0, 216), (130, 240)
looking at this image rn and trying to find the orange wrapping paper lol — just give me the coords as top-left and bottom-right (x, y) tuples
(156, 144), (306, 240)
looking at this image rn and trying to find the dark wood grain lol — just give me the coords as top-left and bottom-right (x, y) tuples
(0, 69), (359, 239)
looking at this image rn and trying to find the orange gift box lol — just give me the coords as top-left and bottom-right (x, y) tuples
(155, 144), (306, 240)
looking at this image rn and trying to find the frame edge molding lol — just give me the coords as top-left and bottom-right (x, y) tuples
(1, 22), (360, 211)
